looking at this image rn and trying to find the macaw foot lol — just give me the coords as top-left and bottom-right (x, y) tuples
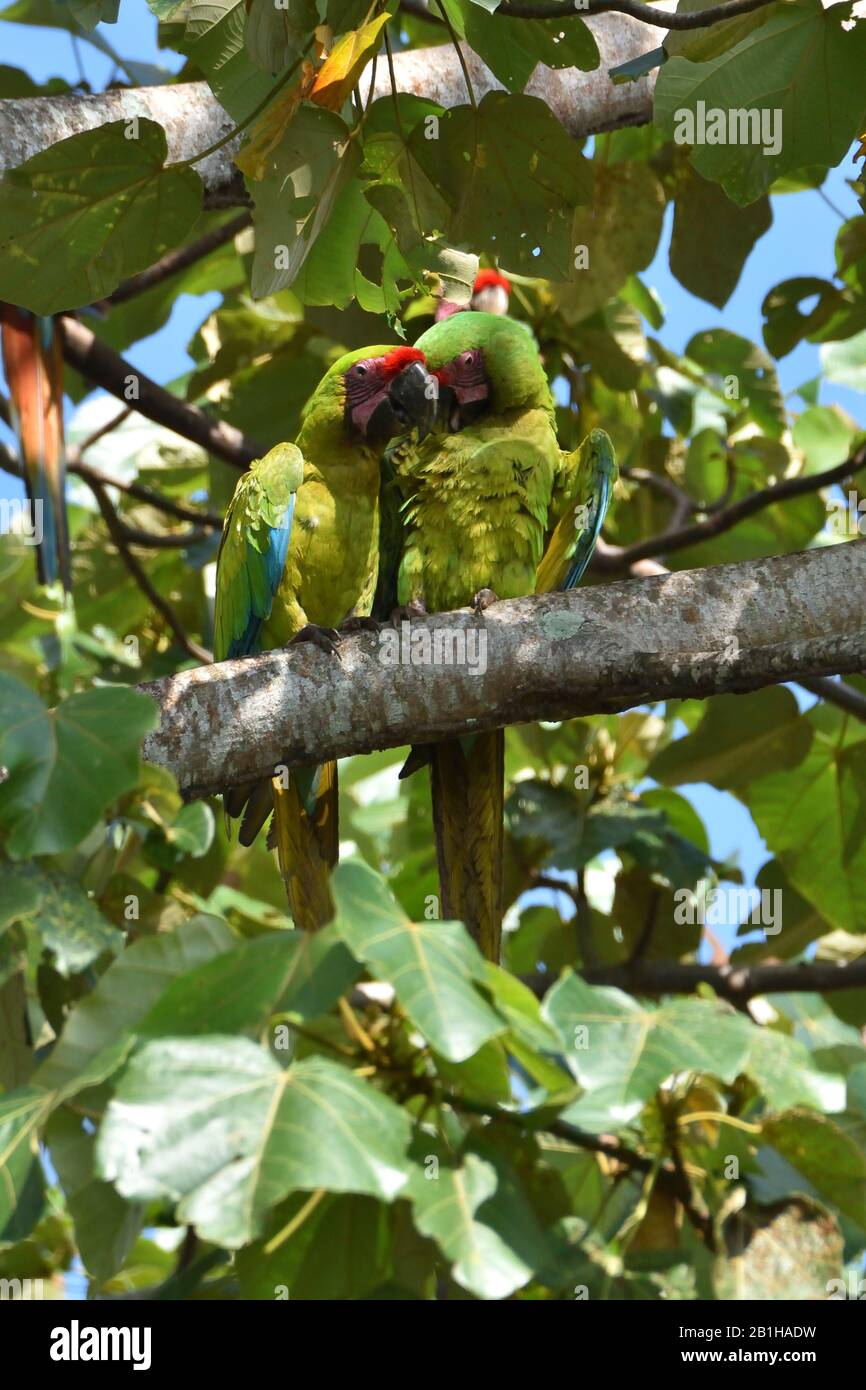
(339, 615), (381, 635)
(290, 623), (342, 656)
(472, 588), (499, 615)
(390, 599), (428, 627)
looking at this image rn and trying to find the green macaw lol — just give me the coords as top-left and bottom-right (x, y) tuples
(213, 344), (434, 930)
(395, 311), (616, 961)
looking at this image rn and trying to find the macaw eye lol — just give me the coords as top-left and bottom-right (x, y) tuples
(355, 364), (368, 376)
(461, 352), (476, 367)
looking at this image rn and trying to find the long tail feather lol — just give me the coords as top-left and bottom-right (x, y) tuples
(431, 730), (504, 962)
(268, 763), (338, 931)
(1, 307), (70, 592)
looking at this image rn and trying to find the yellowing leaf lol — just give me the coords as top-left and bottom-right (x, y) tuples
(235, 61), (317, 180)
(310, 13), (388, 112)
(856, 132), (866, 166)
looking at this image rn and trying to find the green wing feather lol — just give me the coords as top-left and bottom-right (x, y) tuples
(537, 429), (617, 594)
(213, 443), (304, 662)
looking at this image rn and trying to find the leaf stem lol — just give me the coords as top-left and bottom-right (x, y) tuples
(171, 44), (314, 172)
(434, 0), (477, 111)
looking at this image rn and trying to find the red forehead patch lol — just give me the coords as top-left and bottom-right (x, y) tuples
(381, 346), (426, 378)
(473, 269), (511, 294)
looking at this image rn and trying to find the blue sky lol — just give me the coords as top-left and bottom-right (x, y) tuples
(0, 3), (861, 892)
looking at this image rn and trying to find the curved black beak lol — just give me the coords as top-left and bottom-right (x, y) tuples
(387, 359), (438, 439)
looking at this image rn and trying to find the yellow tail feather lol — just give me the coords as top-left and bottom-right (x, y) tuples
(431, 730), (504, 962)
(269, 762), (338, 932)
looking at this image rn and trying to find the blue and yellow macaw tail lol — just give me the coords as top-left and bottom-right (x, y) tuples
(1, 305), (71, 593)
(536, 429), (618, 596)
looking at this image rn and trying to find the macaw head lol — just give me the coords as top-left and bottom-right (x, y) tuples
(341, 346), (436, 441)
(470, 269), (511, 316)
(415, 312), (550, 432)
(307, 345), (436, 443)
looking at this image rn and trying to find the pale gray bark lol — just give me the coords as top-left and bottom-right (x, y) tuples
(0, 17), (658, 191)
(141, 541), (866, 798)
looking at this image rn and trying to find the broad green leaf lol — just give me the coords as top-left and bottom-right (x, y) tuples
(732, 859), (833, 963)
(448, 0), (598, 95)
(821, 327), (866, 391)
(0, 120), (202, 314)
(649, 688), (811, 790)
(409, 91), (592, 279)
(664, 0), (776, 61)
(35, 914), (236, 1094)
(138, 925), (359, 1037)
(178, 0), (272, 122)
(555, 161), (665, 322)
(330, 861), (504, 1063)
(762, 1110), (866, 1230)
(434, 1039), (513, 1105)
(406, 1146), (553, 1299)
(46, 1108), (142, 1282)
(0, 863), (123, 975)
(0, 677), (158, 859)
(249, 106), (360, 299)
(245, 0), (316, 72)
(296, 172), (404, 311)
(743, 707), (866, 935)
(685, 329), (785, 439)
(0, 1088), (49, 1241)
(742, 1027), (845, 1114)
(543, 972), (753, 1132)
(655, 1), (866, 205)
(669, 164), (771, 308)
(237, 1192), (396, 1299)
(67, 0), (119, 29)
(792, 404), (857, 474)
(762, 276), (866, 358)
(96, 1040), (412, 1246)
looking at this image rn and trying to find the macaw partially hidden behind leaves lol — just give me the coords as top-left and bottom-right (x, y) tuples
(435, 268), (512, 322)
(395, 312), (616, 962)
(1, 305), (71, 593)
(213, 344), (435, 931)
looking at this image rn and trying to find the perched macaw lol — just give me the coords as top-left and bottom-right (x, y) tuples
(213, 344), (434, 931)
(1, 306), (71, 592)
(435, 269), (512, 322)
(394, 312), (616, 961)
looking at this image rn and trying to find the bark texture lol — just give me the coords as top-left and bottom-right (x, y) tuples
(0, 17), (659, 192)
(140, 541), (866, 798)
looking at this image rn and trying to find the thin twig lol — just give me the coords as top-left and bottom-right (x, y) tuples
(496, 0), (775, 28)
(598, 442), (866, 571)
(100, 212), (252, 309)
(434, 1), (477, 110)
(72, 462), (223, 530)
(799, 676), (866, 724)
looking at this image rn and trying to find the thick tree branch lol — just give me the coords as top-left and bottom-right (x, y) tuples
(0, 17), (659, 194)
(140, 541), (866, 798)
(59, 316), (260, 469)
